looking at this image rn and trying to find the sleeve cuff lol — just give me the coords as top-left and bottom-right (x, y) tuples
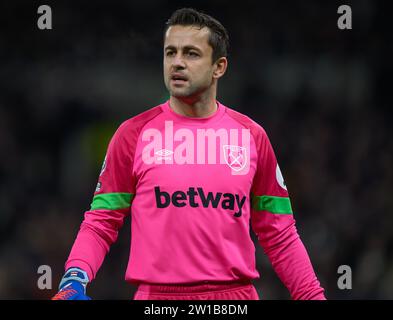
(65, 259), (94, 282)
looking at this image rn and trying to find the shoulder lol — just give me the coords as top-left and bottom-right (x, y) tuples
(113, 104), (164, 140)
(224, 105), (268, 143)
(120, 104), (164, 131)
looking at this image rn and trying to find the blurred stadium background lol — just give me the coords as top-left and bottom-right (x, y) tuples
(0, 0), (392, 299)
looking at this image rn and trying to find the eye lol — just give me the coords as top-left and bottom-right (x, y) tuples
(188, 51), (199, 57)
(166, 51), (175, 57)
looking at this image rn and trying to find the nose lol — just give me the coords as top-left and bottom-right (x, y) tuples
(172, 53), (186, 70)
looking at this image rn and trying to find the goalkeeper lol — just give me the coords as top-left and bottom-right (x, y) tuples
(52, 8), (326, 300)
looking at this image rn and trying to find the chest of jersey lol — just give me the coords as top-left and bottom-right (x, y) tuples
(132, 121), (257, 218)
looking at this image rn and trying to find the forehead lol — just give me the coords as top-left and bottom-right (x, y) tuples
(164, 25), (211, 50)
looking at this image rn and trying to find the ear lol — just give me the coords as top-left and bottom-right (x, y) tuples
(213, 57), (228, 79)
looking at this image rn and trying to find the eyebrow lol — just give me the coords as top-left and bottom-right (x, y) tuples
(164, 45), (202, 53)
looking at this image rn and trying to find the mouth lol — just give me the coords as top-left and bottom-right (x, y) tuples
(170, 74), (188, 85)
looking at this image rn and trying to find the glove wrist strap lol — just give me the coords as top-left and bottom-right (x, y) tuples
(59, 267), (89, 291)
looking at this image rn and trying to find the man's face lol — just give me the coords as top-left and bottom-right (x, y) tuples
(163, 25), (216, 99)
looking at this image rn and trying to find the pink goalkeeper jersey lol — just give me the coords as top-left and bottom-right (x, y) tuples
(65, 100), (325, 300)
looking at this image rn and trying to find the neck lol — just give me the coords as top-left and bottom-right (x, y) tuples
(169, 90), (217, 118)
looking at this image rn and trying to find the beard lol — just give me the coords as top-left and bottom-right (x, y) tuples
(169, 86), (196, 98)
(165, 77), (212, 99)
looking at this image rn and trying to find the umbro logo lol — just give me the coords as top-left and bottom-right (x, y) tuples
(155, 149), (173, 161)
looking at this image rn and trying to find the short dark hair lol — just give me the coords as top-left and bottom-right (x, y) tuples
(164, 8), (229, 63)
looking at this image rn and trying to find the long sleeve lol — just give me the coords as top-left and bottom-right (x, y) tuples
(250, 126), (326, 300)
(65, 120), (137, 281)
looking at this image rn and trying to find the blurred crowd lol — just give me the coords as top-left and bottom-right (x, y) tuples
(0, 0), (392, 299)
